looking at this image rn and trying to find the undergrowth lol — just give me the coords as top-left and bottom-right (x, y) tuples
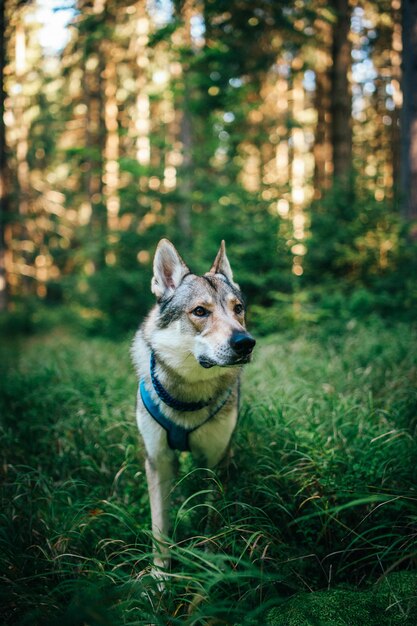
(1, 319), (417, 624)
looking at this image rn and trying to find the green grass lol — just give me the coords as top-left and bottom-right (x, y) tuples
(1, 319), (417, 624)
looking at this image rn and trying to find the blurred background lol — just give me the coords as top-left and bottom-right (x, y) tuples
(1, 0), (416, 337)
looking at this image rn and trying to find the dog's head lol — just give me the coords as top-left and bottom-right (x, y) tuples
(150, 239), (255, 372)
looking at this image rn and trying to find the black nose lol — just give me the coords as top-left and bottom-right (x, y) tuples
(230, 331), (256, 356)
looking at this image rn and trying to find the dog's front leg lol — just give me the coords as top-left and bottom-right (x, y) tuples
(145, 452), (176, 573)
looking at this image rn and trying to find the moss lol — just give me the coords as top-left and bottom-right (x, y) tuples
(268, 572), (417, 626)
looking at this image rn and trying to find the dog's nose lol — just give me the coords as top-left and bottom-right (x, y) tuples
(230, 331), (256, 356)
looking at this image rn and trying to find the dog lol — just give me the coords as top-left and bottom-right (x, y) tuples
(131, 238), (255, 574)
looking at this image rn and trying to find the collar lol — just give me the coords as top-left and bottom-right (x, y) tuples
(150, 351), (214, 412)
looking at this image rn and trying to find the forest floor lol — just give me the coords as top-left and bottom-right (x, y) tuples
(1, 317), (417, 625)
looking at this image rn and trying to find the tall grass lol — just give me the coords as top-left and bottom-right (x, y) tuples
(1, 319), (417, 624)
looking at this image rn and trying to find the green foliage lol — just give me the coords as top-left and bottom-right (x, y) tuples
(305, 182), (401, 284)
(191, 186), (293, 295)
(77, 266), (152, 336)
(268, 572), (417, 626)
(1, 319), (417, 624)
(303, 182), (417, 323)
(5, 0), (417, 333)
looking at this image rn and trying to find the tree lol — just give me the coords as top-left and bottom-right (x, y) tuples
(401, 0), (417, 222)
(330, 0), (352, 182)
(313, 10), (332, 196)
(0, 0), (8, 310)
(173, 0), (194, 247)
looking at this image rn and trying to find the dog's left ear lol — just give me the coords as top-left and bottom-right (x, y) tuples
(151, 238), (190, 299)
(209, 240), (237, 285)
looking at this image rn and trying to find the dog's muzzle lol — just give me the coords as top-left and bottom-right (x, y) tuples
(230, 331), (256, 358)
(198, 332), (256, 368)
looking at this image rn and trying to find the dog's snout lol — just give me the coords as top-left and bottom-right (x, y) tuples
(230, 331), (256, 356)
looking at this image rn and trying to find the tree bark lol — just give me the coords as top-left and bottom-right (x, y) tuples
(401, 0), (417, 221)
(0, 0), (8, 310)
(314, 68), (332, 196)
(330, 0), (352, 183)
(103, 45), (120, 232)
(390, 0), (402, 204)
(135, 0), (150, 170)
(85, 52), (106, 269)
(14, 21), (30, 217)
(178, 88), (192, 244)
(177, 0), (193, 248)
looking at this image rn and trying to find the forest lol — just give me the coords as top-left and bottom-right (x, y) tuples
(1, 0), (416, 333)
(1, 0), (417, 624)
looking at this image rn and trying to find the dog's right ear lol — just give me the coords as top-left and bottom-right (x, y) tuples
(151, 239), (190, 299)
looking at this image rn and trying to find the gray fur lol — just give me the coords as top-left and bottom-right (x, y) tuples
(131, 239), (255, 581)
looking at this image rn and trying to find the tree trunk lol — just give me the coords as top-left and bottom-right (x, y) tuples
(135, 0), (150, 172)
(313, 16), (332, 198)
(103, 46), (120, 232)
(0, 0), (8, 310)
(85, 52), (106, 268)
(178, 88), (192, 244)
(13, 15), (32, 294)
(14, 21), (30, 217)
(401, 0), (417, 221)
(330, 0), (352, 183)
(177, 0), (193, 248)
(313, 68), (332, 196)
(390, 0), (402, 205)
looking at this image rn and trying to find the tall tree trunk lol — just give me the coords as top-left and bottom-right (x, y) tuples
(401, 0), (417, 221)
(178, 87), (192, 245)
(330, 0), (352, 183)
(313, 15), (332, 198)
(390, 0), (402, 205)
(314, 68), (332, 196)
(103, 45), (120, 232)
(80, 0), (108, 269)
(135, 0), (150, 172)
(13, 15), (32, 294)
(15, 21), (30, 216)
(0, 0), (8, 310)
(275, 66), (290, 196)
(291, 74), (307, 277)
(177, 0), (194, 248)
(85, 52), (106, 269)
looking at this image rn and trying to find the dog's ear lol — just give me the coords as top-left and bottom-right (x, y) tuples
(151, 239), (190, 299)
(209, 240), (236, 284)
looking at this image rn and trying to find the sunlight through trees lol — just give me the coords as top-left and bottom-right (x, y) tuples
(0, 0), (416, 331)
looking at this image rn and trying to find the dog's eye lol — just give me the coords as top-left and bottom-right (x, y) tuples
(192, 306), (209, 317)
(234, 303), (244, 315)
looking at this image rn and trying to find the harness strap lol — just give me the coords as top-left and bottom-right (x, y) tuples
(139, 379), (234, 452)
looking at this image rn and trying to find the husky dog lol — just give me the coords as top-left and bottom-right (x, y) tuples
(131, 238), (255, 572)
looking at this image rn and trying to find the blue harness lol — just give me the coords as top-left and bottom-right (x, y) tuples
(139, 353), (234, 452)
